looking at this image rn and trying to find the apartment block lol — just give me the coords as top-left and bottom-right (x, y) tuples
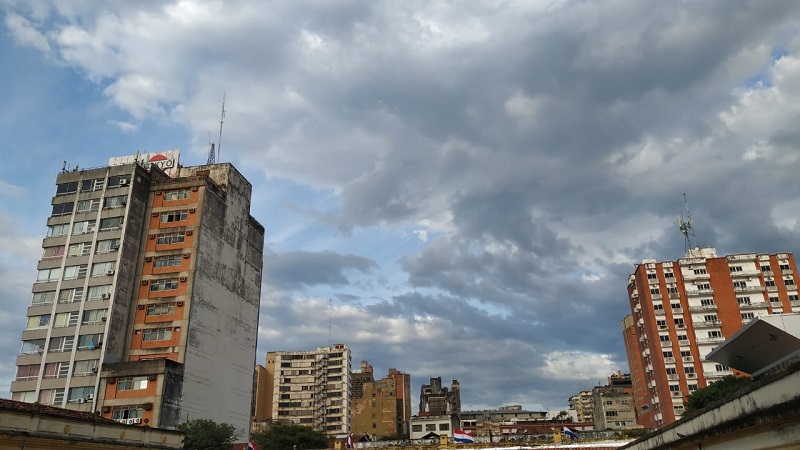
(625, 247), (799, 428)
(263, 344), (352, 435)
(568, 391), (593, 423)
(10, 151), (264, 437)
(419, 377), (460, 417)
(350, 361), (412, 438)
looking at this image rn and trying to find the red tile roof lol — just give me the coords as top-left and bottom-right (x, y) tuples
(0, 398), (118, 425)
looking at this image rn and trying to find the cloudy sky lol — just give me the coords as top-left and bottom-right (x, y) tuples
(3, 0), (800, 413)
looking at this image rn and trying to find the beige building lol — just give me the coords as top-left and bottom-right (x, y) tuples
(350, 361), (412, 438)
(592, 386), (639, 430)
(262, 344), (352, 435)
(10, 152), (264, 438)
(410, 414), (455, 440)
(569, 390), (594, 423)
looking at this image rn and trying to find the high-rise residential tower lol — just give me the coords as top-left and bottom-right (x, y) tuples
(624, 248), (799, 428)
(10, 151), (264, 437)
(262, 344), (352, 435)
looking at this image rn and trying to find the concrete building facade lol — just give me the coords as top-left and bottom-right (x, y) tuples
(624, 247), (799, 428)
(263, 344), (352, 435)
(569, 391), (594, 423)
(419, 377), (460, 417)
(10, 152), (264, 438)
(350, 361), (412, 438)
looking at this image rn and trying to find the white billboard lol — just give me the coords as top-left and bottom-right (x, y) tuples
(109, 150), (180, 177)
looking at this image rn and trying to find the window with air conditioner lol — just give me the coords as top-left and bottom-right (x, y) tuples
(67, 386), (94, 403)
(91, 262), (115, 277)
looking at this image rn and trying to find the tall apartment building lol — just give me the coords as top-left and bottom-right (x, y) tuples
(263, 344), (352, 435)
(350, 361), (412, 438)
(419, 377), (460, 417)
(625, 247), (799, 428)
(10, 151), (264, 437)
(568, 391), (593, 423)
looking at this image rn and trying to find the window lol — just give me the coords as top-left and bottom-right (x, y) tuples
(785, 278), (796, 286)
(91, 261), (115, 277)
(99, 217), (123, 231)
(153, 255), (182, 268)
(62, 265), (87, 280)
(87, 286), (112, 301)
(664, 271), (675, 278)
(103, 195), (127, 208)
(42, 245), (65, 259)
(95, 239), (120, 253)
(82, 309), (106, 325)
(697, 283), (711, 290)
(659, 335), (670, 342)
(715, 364), (729, 372)
(701, 299), (715, 306)
(709, 331), (722, 338)
(671, 303), (681, 310)
(59, 287), (84, 303)
(703, 314), (718, 322)
(43, 362), (69, 379)
(67, 386), (94, 403)
(667, 286), (679, 294)
(73, 359), (98, 376)
(425, 424), (436, 432)
(161, 210), (188, 223)
(789, 295), (799, 301)
(67, 242), (92, 257)
(31, 291), (56, 306)
(737, 296), (751, 305)
(681, 350), (692, 358)
(669, 385), (681, 392)
(48, 336), (74, 353)
(51, 202), (74, 216)
(662, 351), (673, 358)
(647, 273), (657, 279)
(72, 220), (96, 235)
(56, 182), (79, 195)
(685, 367), (695, 374)
(653, 304), (664, 311)
(77, 333), (103, 350)
(729, 265), (743, 272)
(157, 232), (185, 245)
(107, 175), (131, 188)
(766, 280), (776, 287)
(762, 264), (772, 272)
(741, 312), (755, 320)
(117, 376), (149, 391)
(16, 364), (40, 380)
(164, 189), (190, 200)
(650, 288), (660, 294)
(76, 199), (100, 213)
(780, 264), (791, 271)
(412, 425), (422, 432)
(21, 339), (46, 355)
(36, 268), (61, 282)
(677, 334), (688, 341)
(605, 411), (619, 417)
(733, 281), (747, 288)
(26, 315), (51, 329)
(693, 268), (707, 275)
(150, 279), (179, 292)
(674, 318), (685, 326)
(12, 391), (38, 403)
(54, 312), (79, 328)
(656, 320), (667, 327)
(81, 179), (104, 192)
(142, 328), (171, 342)
(146, 303), (175, 316)
(770, 296), (781, 303)
(439, 423), (450, 431)
(47, 224), (70, 237)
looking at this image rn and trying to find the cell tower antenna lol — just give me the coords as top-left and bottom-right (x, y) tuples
(206, 132), (215, 165)
(678, 193), (699, 254)
(216, 93), (226, 162)
(328, 298), (332, 348)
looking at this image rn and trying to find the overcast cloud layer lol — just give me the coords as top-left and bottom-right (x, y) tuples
(2, 0), (800, 412)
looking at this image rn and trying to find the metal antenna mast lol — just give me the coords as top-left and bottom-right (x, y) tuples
(206, 132), (215, 165)
(678, 193), (699, 254)
(216, 93), (226, 162)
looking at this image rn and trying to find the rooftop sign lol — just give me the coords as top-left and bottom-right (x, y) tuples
(109, 150), (180, 177)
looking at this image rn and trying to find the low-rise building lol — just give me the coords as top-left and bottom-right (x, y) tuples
(410, 414), (455, 440)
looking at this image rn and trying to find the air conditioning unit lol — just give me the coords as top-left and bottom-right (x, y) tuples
(101, 316), (107, 322)
(77, 398), (86, 404)
(185, 230), (193, 236)
(144, 256), (152, 262)
(106, 270), (115, 276)
(189, 208), (196, 213)
(87, 394), (93, 400)
(183, 253), (190, 259)
(119, 179), (129, 186)
(111, 244), (119, 251)
(179, 276), (187, 282)
(91, 367), (98, 373)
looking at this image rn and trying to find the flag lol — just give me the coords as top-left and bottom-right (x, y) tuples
(563, 426), (579, 440)
(453, 429), (475, 444)
(247, 440), (258, 450)
(346, 433), (354, 448)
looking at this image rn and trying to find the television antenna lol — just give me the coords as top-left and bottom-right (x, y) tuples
(678, 193), (699, 254)
(206, 93), (226, 165)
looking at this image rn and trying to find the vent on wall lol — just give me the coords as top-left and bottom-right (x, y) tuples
(144, 256), (152, 262)
(183, 254), (190, 259)
(191, 186), (198, 191)
(137, 305), (145, 310)
(179, 276), (187, 282)
(152, 212), (159, 217)
(141, 280), (149, 285)
(186, 230), (193, 236)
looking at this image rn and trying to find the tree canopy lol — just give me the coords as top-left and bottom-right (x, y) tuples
(683, 375), (753, 414)
(251, 423), (329, 450)
(178, 419), (238, 450)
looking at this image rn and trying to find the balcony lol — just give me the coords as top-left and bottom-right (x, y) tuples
(693, 320), (721, 329)
(669, 292), (681, 299)
(791, 300), (800, 307)
(697, 337), (725, 345)
(690, 304), (718, 312)
(680, 257), (706, 265)
(686, 288), (714, 297)
(739, 301), (769, 310)
(663, 357), (675, 364)
(729, 269), (761, 278)
(682, 356), (694, 363)
(682, 273), (711, 282)
(686, 373), (697, 379)
(706, 370), (733, 378)
(655, 309), (666, 316)
(670, 391), (682, 397)
(660, 340), (672, 347)
(734, 286), (765, 294)
(667, 374), (679, 380)
(783, 269), (794, 276)
(727, 254), (756, 262)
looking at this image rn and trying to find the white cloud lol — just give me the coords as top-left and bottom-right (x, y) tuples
(538, 351), (620, 381)
(5, 13), (50, 52)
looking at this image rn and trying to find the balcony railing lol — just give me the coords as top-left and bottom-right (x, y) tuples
(697, 337), (725, 344)
(689, 304), (717, 312)
(682, 273), (710, 281)
(729, 269), (761, 278)
(706, 370), (733, 378)
(739, 302), (769, 310)
(686, 289), (714, 297)
(693, 320), (721, 329)
(727, 254), (756, 262)
(734, 286), (765, 294)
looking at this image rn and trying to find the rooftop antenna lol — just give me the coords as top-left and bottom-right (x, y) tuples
(328, 298), (332, 348)
(678, 193), (699, 254)
(206, 94), (226, 165)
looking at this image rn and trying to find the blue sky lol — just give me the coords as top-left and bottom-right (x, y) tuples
(2, 0), (800, 413)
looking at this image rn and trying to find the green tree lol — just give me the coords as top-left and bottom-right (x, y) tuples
(684, 375), (753, 414)
(251, 423), (329, 450)
(178, 419), (237, 450)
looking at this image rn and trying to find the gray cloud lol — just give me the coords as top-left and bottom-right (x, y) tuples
(264, 250), (377, 291)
